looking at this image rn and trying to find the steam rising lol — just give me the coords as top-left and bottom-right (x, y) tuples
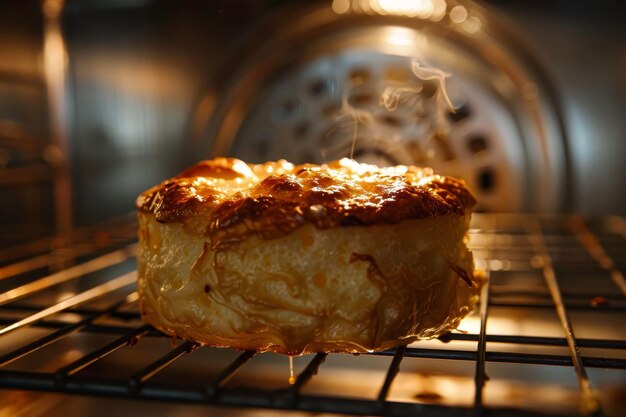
(381, 59), (453, 112)
(326, 57), (455, 163)
(322, 95), (376, 161)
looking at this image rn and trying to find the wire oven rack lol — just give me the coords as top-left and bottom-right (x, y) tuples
(0, 213), (625, 417)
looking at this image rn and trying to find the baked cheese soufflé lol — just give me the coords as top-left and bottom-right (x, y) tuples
(136, 157), (481, 355)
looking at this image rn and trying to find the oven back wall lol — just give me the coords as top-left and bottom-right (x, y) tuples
(61, 0), (626, 223)
(62, 2), (222, 225)
(0, 1), (54, 244)
(1, 0), (624, 236)
(62, 0), (293, 226)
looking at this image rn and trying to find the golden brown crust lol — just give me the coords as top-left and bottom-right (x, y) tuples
(136, 158), (476, 243)
(137, 158), (479, 355)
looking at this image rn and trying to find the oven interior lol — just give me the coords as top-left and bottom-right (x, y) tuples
(0, 0), (625, 416)
(0, 214), (625, 416)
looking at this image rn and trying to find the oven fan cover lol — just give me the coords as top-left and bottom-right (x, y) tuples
(192, 1), (569, 212)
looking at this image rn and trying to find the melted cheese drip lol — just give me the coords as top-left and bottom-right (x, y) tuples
(288, 356), (295, 385)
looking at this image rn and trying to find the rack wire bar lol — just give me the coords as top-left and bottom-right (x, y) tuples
(0, 294), (135, 367)
(0, 369), (560, 417)
(207, 350), (257, 397)
(473, 214), (495, 413)
(54, 324), (151, 379)
(568, 216), (626, 296)
(0, 213), (136, 265)
(4, 308), (620, 352)
(526, 219), (601, 416)
(487, 301), (626, 311)
(0, 214), (625, 417)
(0, 248), (85, 281)
(608, 216), (626, 240)
(376, 344), (407, 403)
(0, 307), (621, 369)
(130, 341), (200, 390)
(439, 333), (626, 349)
(371, 346), (626, 369)
(0, 244), (137, 306)
(0, 272), (136, 337)
(488, 286), (622, 297)
(0, 223), (137, 280)
(473, 273), (490, 412)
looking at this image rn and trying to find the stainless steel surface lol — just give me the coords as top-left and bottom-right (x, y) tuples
(0, 1), (56, 244)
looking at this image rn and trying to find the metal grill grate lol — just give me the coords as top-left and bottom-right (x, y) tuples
(0, 214), (625, 417)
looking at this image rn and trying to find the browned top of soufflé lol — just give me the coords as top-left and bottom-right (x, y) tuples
(136, 157), (476, 242)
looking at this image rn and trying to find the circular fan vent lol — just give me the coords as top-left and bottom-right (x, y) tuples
(192, 2), (568, 212)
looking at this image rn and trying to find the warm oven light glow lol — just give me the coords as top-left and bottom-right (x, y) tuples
(331, 0), (350, 14)
(385, 27), (418, 47)
(429, 0), (447, 21)
(462, 16), (482, 33)
(330, 1), (481, 34)
(332, 0), (442, 19)
(449, 5), (468, 24)
(375, 0), (434, 18)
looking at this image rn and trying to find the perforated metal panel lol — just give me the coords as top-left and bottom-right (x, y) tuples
(196, 2), (569, 212)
